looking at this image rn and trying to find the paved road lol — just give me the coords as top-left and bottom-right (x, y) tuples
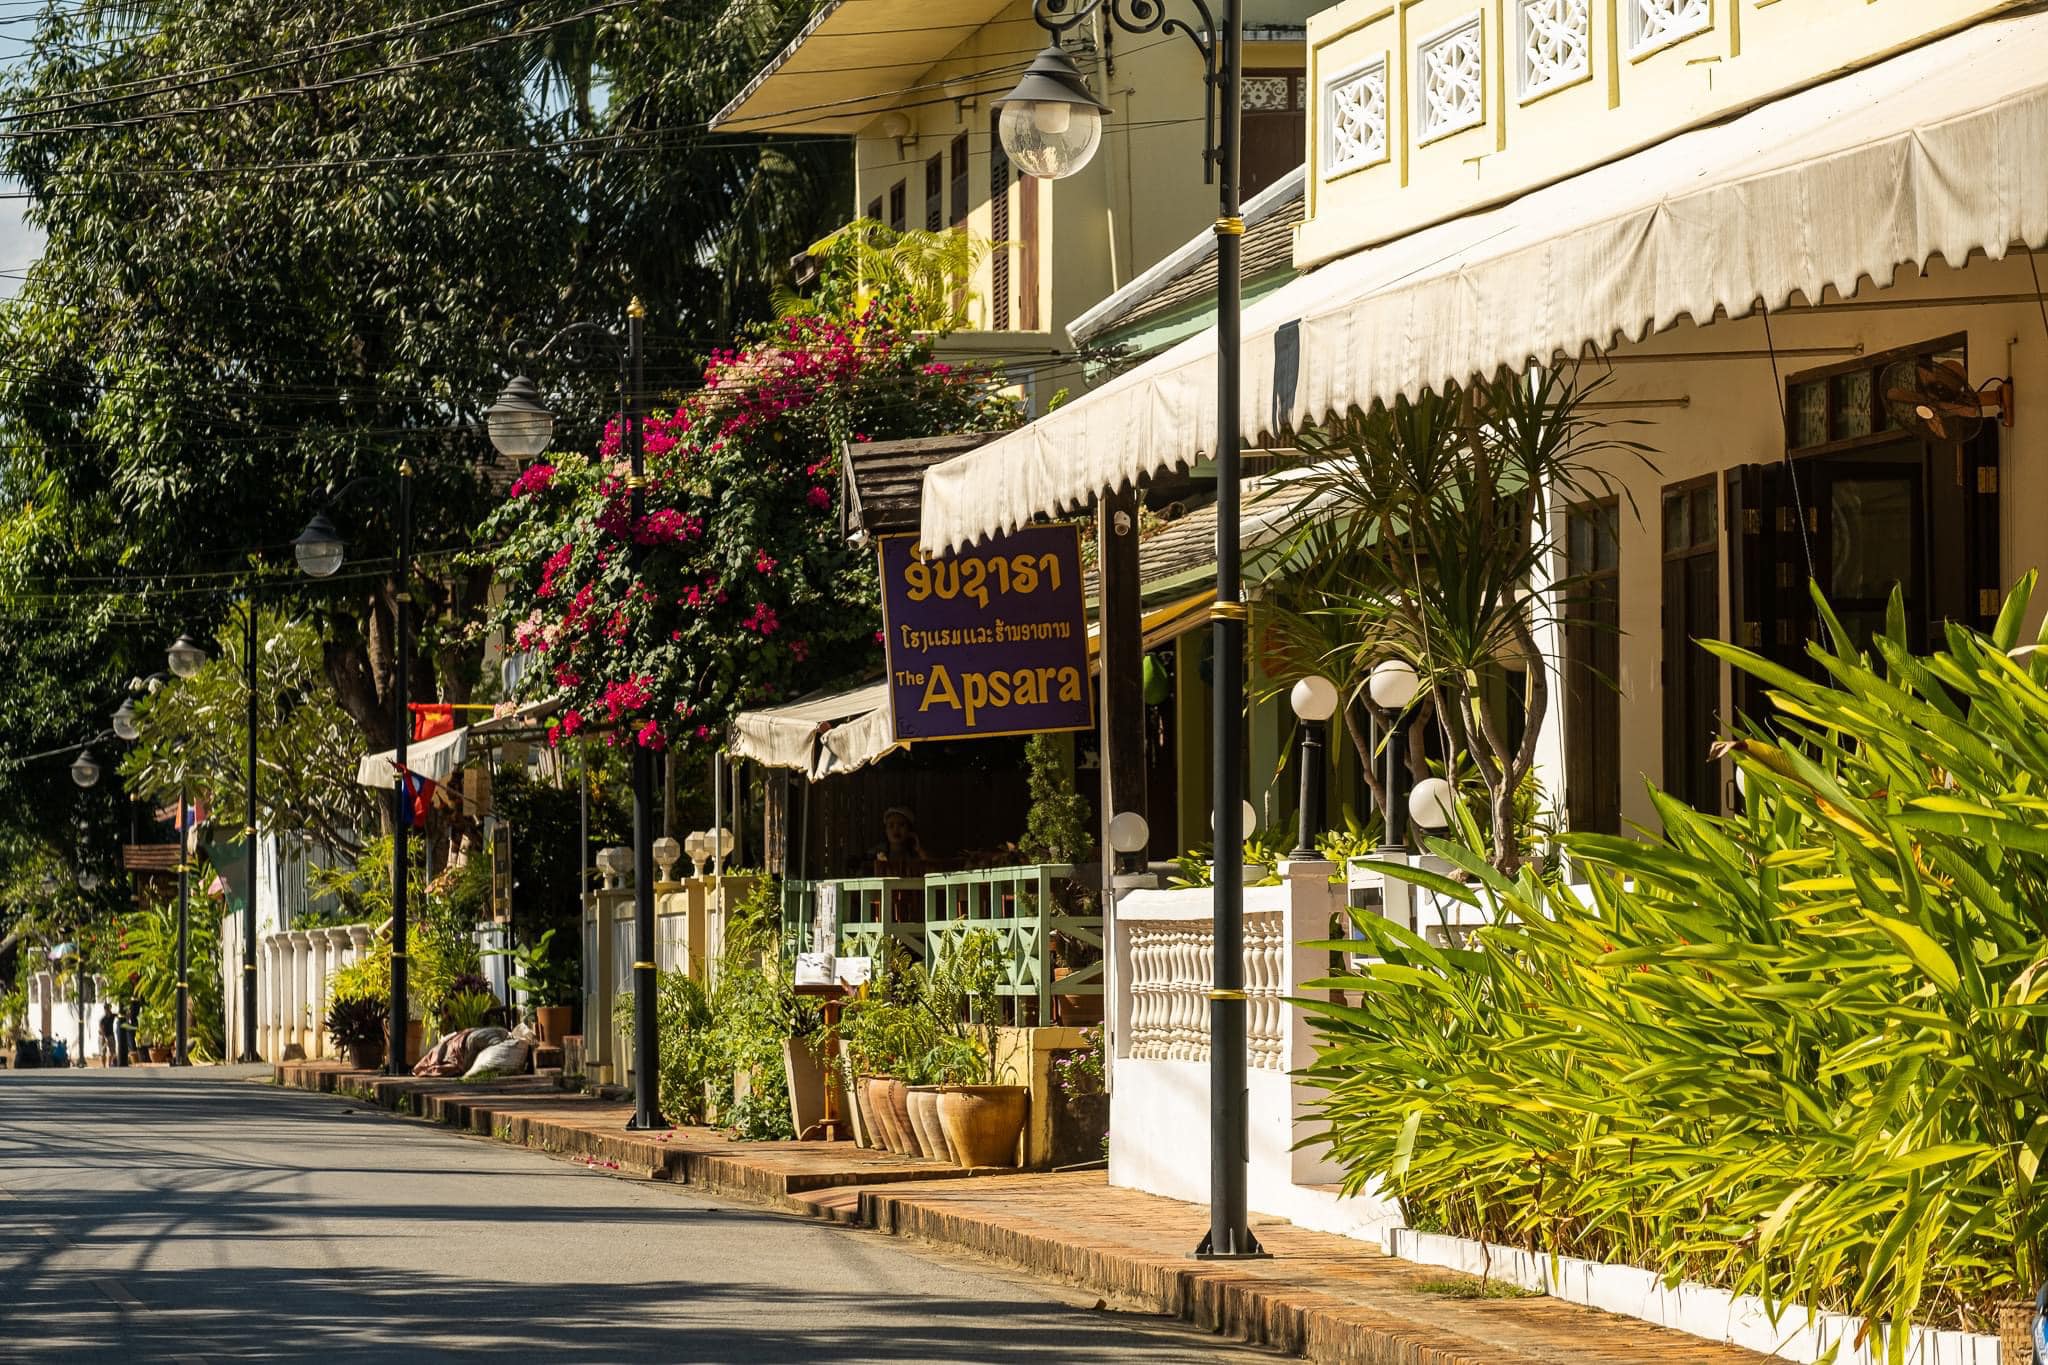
(0, 1068), (1247, 1362)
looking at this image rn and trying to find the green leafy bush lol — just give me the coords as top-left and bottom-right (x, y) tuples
(112, 894), (224, 1060)
(1302, 580), (2048, 1350)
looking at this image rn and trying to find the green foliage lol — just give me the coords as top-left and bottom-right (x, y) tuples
(1280, 370), (1650, 869)
(436, 989), (498, 1033)
(325, 994), (386, 1057)
(617, 878), (819, 1139)
(1302, 578), (2048, 1347)
(1168, 837), (1287, 888)
(312, 836), (480, 1016)
(773, 219), (988, 331)
(111, 895), (224, 1061)
(489, 927), (578, 1008)
(479, 239), (1019, 759)
(121, 607), (377, 857)
(842, 930), (1008, 1086)
(1018, 734), (1093, 866)
(616, 970), (716, 1126)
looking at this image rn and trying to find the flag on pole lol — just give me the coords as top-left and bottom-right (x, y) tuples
(411, 704), (456, 741)
(397, 768), (436, 829)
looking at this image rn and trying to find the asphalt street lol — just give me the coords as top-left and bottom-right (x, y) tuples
(0, 1067), (1251, 1362)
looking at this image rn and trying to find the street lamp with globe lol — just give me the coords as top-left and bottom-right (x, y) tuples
(1287, 676), (1339, 861)
(1001, 0), (1255, 1261)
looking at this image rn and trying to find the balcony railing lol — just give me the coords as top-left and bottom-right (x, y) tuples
(782, 865), (1103, 1025)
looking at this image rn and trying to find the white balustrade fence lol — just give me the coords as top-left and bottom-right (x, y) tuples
(221, 913), (375, 1063)
(1109, 862), (1404, 1244)
(578, 849), (756, 1087)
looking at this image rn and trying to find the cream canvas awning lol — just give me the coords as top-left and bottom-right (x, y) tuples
(356, 726), (469, 789)
(730, 681), (898, 781)
(920, 9), (2048, 553)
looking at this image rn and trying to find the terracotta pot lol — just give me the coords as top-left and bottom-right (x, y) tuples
(896, 1086), (935, 1159)
(148, 1046), (172, 1064)
(936, 1084), (1028, 1169)
(850, 1074), (879, 1148)
(534, 1005), (572, 1047)
(346, 1039), (386, 1072)
(878, 1077), (916, 1157)
(384, 1018), (424, 1069)
(863, 1076), (909, 1154)
(906, 1086), (955, 1163)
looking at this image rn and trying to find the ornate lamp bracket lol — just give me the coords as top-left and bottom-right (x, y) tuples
(1031, 0), (1224, 182)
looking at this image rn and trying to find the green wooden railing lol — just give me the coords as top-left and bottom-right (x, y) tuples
(781, 867), (1103, 1022)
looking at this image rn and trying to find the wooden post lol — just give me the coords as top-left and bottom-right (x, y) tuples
(1097, 488), (1147, 879)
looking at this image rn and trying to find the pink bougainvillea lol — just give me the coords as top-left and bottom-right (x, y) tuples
(482, 269), (1018, 750)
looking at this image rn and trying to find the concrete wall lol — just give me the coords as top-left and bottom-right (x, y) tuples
(1565, 253), (2048, 833)
(1107, 863), (1402, 1241)
(846, 0), (1319, 412)
(1300, 0), (2028, 266)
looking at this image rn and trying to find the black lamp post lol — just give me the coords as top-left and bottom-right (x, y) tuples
(488, 302), (664, 1132)
(1367, 659), (1421, 853)
(1000, 0), (1256, 1260)
(295, 466), (416, 1074)
(167, 615), (264, 1064)
(1288, 677), (1338, 861)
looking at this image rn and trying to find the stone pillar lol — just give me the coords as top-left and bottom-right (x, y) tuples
(1284, 859), (1347, 1185)
(307, 931), (333, 1058)
(286, 931), (312, 1059)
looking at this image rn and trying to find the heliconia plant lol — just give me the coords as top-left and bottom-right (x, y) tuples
(1301, 575), (2048, 1356)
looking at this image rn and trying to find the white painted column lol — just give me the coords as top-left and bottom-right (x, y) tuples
(307, 931), (331, 1059)
(1284, 860), (1348, 1185)
(288, 931), (313, 1057)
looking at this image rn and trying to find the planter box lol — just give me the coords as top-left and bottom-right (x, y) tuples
(1384, 1228), (2001, 1365)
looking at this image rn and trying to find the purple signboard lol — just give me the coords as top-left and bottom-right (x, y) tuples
(879, 525), (1093, 742)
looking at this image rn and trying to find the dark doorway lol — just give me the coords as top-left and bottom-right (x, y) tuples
(1728, 336), (2002, 727)
(1661, 477), (1722, 816)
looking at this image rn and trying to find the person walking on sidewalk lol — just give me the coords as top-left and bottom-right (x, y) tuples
(97, 1004), (115, 1067)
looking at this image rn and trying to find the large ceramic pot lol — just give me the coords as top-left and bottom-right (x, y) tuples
(850, 1074), (880, 1148)
(864, 1076), (910, 1154)
(936, 1084), (1028, 1169)
(906, 1086), (955, 1163)
(346, 1039), (386, 1072)
(878, 1077), (916, 1157)
(534, 1005), (572, 1047)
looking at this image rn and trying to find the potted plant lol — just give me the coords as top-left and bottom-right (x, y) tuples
(491, 928), (578, 1044)
(928, 930), (1028, 1168)
(140, 1000), (175, 1063)
(326, 994), (387, 1071)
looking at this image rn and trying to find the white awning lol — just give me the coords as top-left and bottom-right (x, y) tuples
(729, 681), (898, 781)
(356, 726), (469, 789)
(920, 9), (2048, 553)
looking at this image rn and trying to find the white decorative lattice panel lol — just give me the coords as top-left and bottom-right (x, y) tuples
(1629, 0), (1710, 55)
(1324, 58), (1388, 175)
(1417, 13), (1485, 144)
(1243, 75), (1293, 112)
(1520, 0), (1589, 99)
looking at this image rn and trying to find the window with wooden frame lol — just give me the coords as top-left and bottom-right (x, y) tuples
(1242, 67), (1306, 201)
(887, 179), (907, 232)
(949, 133), (970, 227)
(865, 193), (883, 223)
(1661, 476), (1721, 816)
(988, 110), (1011, 331)
(925, 152), (945, 231)
(1563, 499), (1621, 835)
(1730, 332), (2003, 724)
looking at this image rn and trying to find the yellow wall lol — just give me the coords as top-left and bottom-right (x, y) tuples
(1300, 0), (2028, 268)
(845, 2), (1318, 409)
(1568, 253), (2048, 833)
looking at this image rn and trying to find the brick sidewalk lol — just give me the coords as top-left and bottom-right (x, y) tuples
(275, 1062), (1767, 1364)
